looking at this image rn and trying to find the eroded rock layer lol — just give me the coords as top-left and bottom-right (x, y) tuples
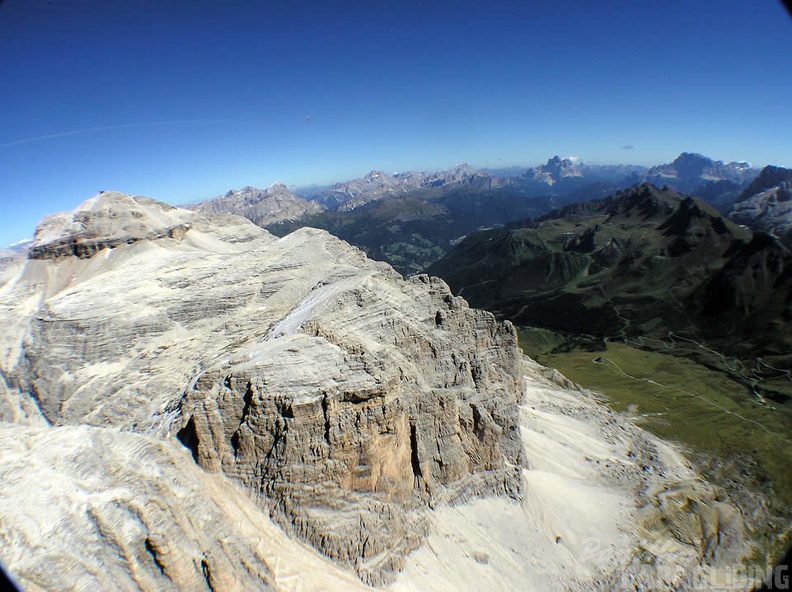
(0, 192), (523, 584)
(0, 192), (753, 590)
(0, 423), (370, 592)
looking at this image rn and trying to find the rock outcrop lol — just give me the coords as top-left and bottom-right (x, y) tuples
(0, 191), (523, 585)
(27, 193), (198, 260)
(730, 165), (792, 247)
(0, 192), (753, 590)
(393, 358), (750, 591)
(0, 423), (370, 592)
(184, 182), (325, 227)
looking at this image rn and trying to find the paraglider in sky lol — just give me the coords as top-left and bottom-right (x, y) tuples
(306, 115), (310, 124)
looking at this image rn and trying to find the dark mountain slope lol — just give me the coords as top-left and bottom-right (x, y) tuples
(428, 184), (792, 380)
(267, 188), (557, 276)
(698, 232), (792, 356)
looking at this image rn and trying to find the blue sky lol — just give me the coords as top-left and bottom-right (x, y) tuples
(1, 0), (791, 246)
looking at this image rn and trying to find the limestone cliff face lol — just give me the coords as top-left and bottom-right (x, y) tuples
(28, 193), (197, 260)
(178, 273), (523, 581)
(0, 192), (523, 584)
(0, 192), (752, 590)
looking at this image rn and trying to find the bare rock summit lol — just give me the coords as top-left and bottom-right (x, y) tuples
(0, 192), (753, 590)
(0, 191), (523, 585)
(184, 182), (325, 227)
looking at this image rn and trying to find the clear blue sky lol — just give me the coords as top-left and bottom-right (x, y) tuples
(1, 0), (791, 246)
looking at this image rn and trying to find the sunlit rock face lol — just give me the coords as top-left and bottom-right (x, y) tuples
(184, 182), (325, 227)
(730, 165), (792, 247)
(0, 192), (523, 585)
(0, 423), (279, 592)
(0, 192), (752, 590)
(0, 421), (375, 592)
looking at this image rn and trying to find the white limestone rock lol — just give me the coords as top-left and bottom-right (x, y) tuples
(0, 192), (523, 585)
(0, 423), (370, 592)
(0, 192), (752, 590)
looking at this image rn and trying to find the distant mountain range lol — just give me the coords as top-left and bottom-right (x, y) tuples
(427, 184), (792, 401)
(267, 183), (556, 276)
(302, 153), (759, 214)
(183, 182), (324, 226)
(310, 163), (513, 211)
(183, 152), (764, 275)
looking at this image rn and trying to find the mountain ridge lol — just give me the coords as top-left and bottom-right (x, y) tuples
(730, 165), (792, 247)
(0, 192), (526, 585)
(184, 182), (325, 227)
(427, 183), (792, 389)
(0, 192), (753, 590)
(176, 153), (761, 278)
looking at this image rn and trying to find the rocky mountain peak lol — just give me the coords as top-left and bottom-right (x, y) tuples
(420, 163), (483, 188)
(737, 165), (792, 203)
(605, 183), (673, 215)
(648, 152), (758, 187)
(184, 183), (325, 227)
(227, 182), (291, 201)
(447, 162), (477, 177)
(363, 170), (388, 181)
(671, 152), (714, 176)
(29, 192), (196, 260)
(524, 155), (584, 185)
(1, 194), (526, 585)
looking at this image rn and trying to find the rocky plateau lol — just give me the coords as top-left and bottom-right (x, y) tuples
(0, 192), (755, 590)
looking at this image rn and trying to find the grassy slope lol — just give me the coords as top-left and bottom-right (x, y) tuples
(431, 185), (792, 401)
